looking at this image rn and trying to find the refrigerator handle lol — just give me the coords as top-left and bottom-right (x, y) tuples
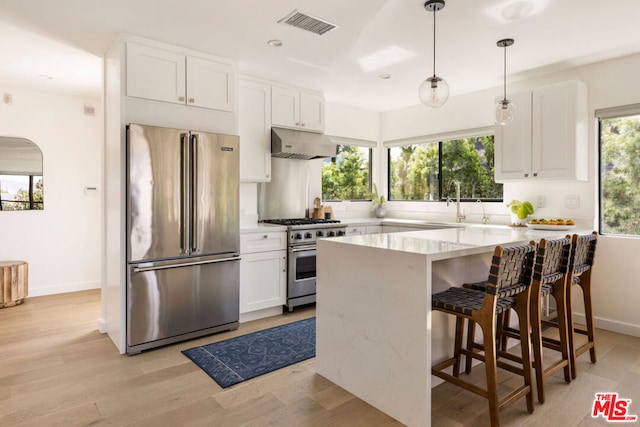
(190, 133), (199, 253)
(132, 256), (241, 273)
(180, 133), (190, 254)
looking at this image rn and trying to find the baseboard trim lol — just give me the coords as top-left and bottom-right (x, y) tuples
(28, 281), (100, 297)
(573, 313), (640, 338)
(239, 306), (283, 323)
(97, 318), (108, 334)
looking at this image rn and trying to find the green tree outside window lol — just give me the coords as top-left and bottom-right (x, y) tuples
(600, 115), (640, 236)
(389, 135), (502, 201)
(322, 145), (371, 201)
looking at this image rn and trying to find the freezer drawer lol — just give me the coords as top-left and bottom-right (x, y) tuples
(127, 255), (239, 353)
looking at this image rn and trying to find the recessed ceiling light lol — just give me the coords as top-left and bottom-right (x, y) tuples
(267, 39), (283, 47)
(38, 74), (53, 80)
(379, 74), (391, 79)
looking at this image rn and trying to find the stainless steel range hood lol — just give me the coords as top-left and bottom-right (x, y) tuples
(271, 127), (337, 160)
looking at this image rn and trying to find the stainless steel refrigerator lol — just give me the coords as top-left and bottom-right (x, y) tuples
(126, 123), (240, 355)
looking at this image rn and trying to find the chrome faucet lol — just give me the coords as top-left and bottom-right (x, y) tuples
(446, 179), (466, 223)
(477, 199), (490, 224)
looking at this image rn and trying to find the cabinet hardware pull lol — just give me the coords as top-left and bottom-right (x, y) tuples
(301, 123), (305, 127)
(179, 96), (185, 102)
(282, 256), (286, 272)
(263, 235), (268, 239)
(533, 172), (538, 177)
(188, 98), (195, 103)
(524, 173), (529, 177)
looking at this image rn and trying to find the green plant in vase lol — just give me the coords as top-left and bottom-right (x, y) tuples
(507, 199), (535, 226)
(370, 184), (386, 218)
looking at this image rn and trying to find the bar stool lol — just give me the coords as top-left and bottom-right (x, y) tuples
(564, 231), (598, 379)
(431, 243), (536, 427)
(487, 238), (573, 403)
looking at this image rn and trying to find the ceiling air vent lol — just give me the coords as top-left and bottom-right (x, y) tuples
(278, 10), (339, 36)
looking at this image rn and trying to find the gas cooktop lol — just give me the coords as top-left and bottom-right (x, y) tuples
(262, 218), (341, 226)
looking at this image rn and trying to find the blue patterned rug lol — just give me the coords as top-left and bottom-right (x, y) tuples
(182, 317), (315, 388)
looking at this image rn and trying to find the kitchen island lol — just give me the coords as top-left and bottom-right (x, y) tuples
(315, 225), (582, 427)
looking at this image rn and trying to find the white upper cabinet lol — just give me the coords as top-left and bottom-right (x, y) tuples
(238, 78), (271, 182)
(271, 85), (325, 132)
(126, 41), (235, 112)
(494, 91), (533, 180)
(126, 43), (186, 105)
(299, 91), (325, 131)
(494, 80), (588, 182)
(186, 56), (234, 111)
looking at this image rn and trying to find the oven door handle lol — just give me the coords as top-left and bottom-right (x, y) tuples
(290, 245), (317, 253)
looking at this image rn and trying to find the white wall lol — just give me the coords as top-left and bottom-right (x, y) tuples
(0, 87), (102, 296)
(380, 52), (640, 336)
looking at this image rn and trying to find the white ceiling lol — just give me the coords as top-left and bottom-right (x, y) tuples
(1, 0), (640, 112)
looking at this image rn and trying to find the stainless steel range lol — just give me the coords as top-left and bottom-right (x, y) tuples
(262, 218), (347, 311)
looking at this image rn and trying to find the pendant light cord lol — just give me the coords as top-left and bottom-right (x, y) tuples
(503, 45), (507, 101)
(432, 7), (437, 78)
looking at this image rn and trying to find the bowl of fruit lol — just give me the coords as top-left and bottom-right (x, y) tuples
(526, 218), (576, 230)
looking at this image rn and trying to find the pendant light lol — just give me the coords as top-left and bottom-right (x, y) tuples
(419, 0), (449, 108)
(495, 38), (516, 125)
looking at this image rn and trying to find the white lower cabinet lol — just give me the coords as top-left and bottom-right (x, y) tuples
(345, 225), (383, 235)
(346, 226), (366, 236)
(240, 231), (287, 318)
(366, 225), (382, 234)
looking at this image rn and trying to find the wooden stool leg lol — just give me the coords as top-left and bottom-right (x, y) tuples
(479, 318), (501, 427)
(530, 292), (545, 403)
(567, 280), (578, 379)
(465, 320), (476, 375)
(553, 284), (572, 383)
(581, 276), (597, 363)
(498, 311), (510, 351)
(453, 317), (465, 377)
(513, 295), (534, 413)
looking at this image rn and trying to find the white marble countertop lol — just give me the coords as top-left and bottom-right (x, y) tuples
(239, 223), (287, 233)
(326, 225), (588, 259)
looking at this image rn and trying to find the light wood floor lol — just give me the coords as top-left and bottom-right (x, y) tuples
(1, 290), (639, 426)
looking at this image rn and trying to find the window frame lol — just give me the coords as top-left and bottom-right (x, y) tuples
(0, 174), (44, 211)
(384, 128), (503, 203)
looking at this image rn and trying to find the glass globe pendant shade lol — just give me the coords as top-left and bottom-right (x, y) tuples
(495, 98), (516, 125)
(419, 75), (450, 108)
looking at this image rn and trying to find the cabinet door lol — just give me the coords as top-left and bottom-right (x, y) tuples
(532, 81), (579, 179)
(186, 56), (235, 111)
(366, 225), (382, 234)
(271, 86), (300, 128)
(126, 42), (186, 105)
(239, 79), (271, 182)
(346, 226), (366, 235)
(240, 231), (286, 254)
(299, 91), (325, 132)
(240, 250), (287, 313)
(494, 91), (533, 182)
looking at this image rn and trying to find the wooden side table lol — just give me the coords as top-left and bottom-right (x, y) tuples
(0, 261), (28, 308)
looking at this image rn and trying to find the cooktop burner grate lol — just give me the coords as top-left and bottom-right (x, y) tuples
(262, 218), (341, 226)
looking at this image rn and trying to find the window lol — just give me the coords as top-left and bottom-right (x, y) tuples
(322, 145), (372, 201)
(0, 174), (44, 210)
(598, 106), (640, 236)
(387, 133), (502, 201)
